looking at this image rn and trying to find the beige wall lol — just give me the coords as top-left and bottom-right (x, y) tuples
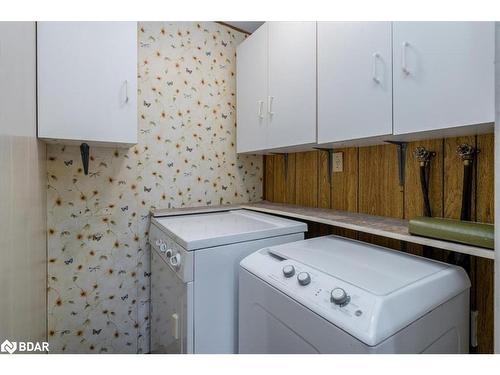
(0, 22), (47, 343)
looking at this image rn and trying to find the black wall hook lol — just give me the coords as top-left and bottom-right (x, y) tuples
(80, 143), (90, 175)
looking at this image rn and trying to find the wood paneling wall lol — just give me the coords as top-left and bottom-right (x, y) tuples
(263, 133), (494, 353)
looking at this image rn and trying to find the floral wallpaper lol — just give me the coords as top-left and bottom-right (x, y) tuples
(46, 22), (262, 354)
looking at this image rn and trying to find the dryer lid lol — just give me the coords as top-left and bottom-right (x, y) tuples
(152, 210), (307, 250)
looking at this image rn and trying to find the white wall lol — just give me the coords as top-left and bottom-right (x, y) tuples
(0, 22), (47, 343)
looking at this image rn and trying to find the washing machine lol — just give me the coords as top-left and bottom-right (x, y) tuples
(149, 209), (307, 354)
(239, 235), (471, 354)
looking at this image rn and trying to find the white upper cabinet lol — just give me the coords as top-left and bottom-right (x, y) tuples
(236, 24), (268, 153)
(37, 22), (137, 146)
(236, 22), (316, 153)
(393, 22), (495, 135)
(239, 22), (495, 151)
(318, 22), (393, 145)
(267, 22), (317, 150)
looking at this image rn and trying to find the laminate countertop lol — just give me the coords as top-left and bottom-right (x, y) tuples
(152, 201), (495, 260)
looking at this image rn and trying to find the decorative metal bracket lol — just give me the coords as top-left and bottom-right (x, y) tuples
(314, 147), (334, 185)
(385, 141), (408, 187)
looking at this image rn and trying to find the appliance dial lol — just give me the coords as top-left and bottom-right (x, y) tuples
(165, 248), (173, 258)
(155, 239), (162, 246)
(282, 265), (295, 278)
(170, 253), (181, 268)
(331, 288), (349, 306)
(159, 243), (167, 253)
(297, 272), (311, 286)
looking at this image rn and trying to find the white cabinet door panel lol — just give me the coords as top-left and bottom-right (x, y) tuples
(393, 22), (495, 135)
(318, 22), (393, 144)
(267, 22), (316, 150)
(37, 22), (137, 145)
(236, 24), (268, 153)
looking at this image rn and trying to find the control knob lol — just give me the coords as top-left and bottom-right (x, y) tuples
(331, 288), (349, 306)
(170, 253), (181, 268)
(282, 265), (295, 278)
(159, 243), (167, 253)
(297, 272), (311, 286)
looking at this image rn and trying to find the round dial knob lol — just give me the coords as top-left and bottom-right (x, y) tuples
(170, 253), (181, 268)
(297, 272), (311, 286)
(159, 243), (167, 253)
(331, 288), (349, 306)
(282, 265), (295, 278)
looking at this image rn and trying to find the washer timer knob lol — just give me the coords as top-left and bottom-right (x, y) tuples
(282, 265), (295, 278)
(297, 272), (311, 286)
(331, 288), (349, 306)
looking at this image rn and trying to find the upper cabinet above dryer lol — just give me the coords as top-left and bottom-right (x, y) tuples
(392, 22), (495, 136)
(236, 22), (316, 154)
(237, 22), (495, 152)
(266, 22), (317, 151)
(236, 23), (269, 153)
(317, 22), (393, 147)
(37, 22), (138, 146)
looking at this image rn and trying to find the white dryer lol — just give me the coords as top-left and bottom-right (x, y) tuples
(239, 235), (471, 354)
(149, 209), (307, 354)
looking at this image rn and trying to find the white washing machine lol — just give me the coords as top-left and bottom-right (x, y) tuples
(149, 209), (307, 354)
(239, 235), (471, 354)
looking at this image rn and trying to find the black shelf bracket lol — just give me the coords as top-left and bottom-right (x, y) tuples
(270, 152), (289, 180)
(314, 147), (334, 185)
(385, 141), (408, 187)
(80, 143), (90, 176)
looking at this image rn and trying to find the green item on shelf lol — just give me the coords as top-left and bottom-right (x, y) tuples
(408, 217), (494, 249)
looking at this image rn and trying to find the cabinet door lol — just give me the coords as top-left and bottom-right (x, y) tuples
(267, 22), (316, 150)
(317, 22), (393, 144)
(393, 22), (495, 135)
(37, 22), (137, 145)
(236, 23), (268, 153)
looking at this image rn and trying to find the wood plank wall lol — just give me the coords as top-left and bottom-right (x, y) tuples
(263, 133), (494, 353)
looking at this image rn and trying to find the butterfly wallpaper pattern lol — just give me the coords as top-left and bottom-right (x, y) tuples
(46, 22), (262, 353)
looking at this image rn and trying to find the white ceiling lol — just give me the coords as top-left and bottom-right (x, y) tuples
(223, 22), (264, 33)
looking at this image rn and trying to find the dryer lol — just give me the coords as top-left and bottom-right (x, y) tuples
(239, 235), (471, 354)
(149, 209), (307, 354)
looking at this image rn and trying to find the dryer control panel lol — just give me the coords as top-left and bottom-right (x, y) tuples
(241, 248), (378, 343)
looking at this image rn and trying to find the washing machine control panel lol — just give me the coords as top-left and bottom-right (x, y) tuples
(249, 249), (377, 335)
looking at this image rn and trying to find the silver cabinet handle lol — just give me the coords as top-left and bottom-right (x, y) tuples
(402, 42), (410, 75)
(258, 100), (264, 119)
(372, 52), (380, 84)
(124, 80), (129, 103)
(268, 96), (274, 116)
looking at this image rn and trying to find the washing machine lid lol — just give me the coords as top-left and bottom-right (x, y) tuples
(240, 235), (471, 346)
(152, 210), (307, 250)
(270, 236), (448, 295)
